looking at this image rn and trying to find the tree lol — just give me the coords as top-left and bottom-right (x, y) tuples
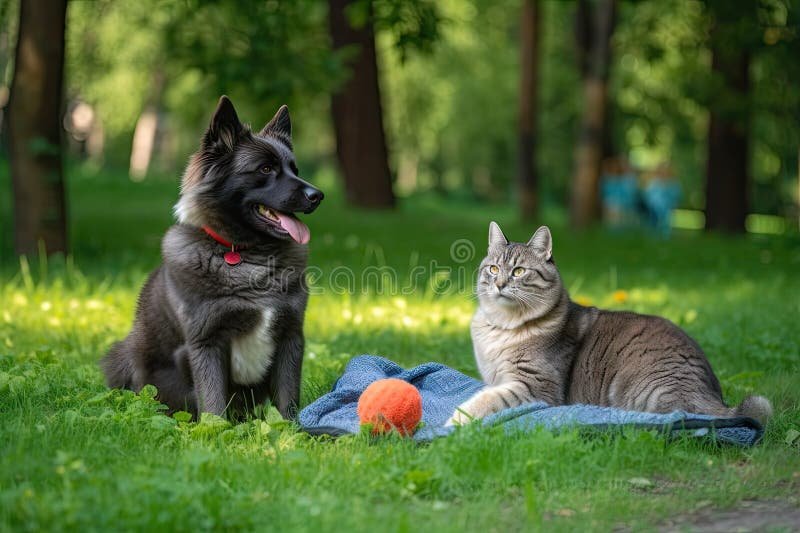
(0, 0), (18, 152)
(129, 69), (165, 180)
(8, 0), (68, 256)
(703, 0), (754, 233)
(569, 0), (616, 229)
(517, 0), (541, 221)
(328, 0), (395, 209)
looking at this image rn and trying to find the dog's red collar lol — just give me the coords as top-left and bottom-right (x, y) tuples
(202, 225), (241, 250)
(202, 226), (245, 265)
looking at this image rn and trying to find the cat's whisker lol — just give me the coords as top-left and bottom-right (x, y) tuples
(509, 291), (545, 309)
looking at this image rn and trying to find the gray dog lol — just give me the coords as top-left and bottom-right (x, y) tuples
(101, 96), (323, 420)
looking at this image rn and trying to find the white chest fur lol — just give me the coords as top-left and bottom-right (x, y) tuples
(231, 309), (277, 385)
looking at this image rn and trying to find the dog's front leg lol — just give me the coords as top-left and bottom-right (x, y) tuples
(187, 343), (228, 416)
(268, 330), (304, 420)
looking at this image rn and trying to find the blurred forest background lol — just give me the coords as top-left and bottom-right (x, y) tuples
(0, 0), (799, 257)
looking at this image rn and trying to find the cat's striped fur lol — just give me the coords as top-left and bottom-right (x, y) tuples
(446, 223), (772, 426)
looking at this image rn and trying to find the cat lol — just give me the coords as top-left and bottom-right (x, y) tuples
(446, 222), (772, 426)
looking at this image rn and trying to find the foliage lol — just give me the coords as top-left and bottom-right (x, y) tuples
(64, 0), (341, 163)
(3, 0), (800, 215)
(611, 0), (711, 207)
(161, 0), (341, 125)
(1, 167), (799, 530)
(66, 0), (172, 152)
(351, 0), (442, 61)
(11, 0), (785, 217)
(380, 0), (535, 199)
(382, 0), (800, 214)
(750, 0), (800, 214)
(611, 0), (800, 212)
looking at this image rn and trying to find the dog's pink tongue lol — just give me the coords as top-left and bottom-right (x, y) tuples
(276, 212), (310, 244)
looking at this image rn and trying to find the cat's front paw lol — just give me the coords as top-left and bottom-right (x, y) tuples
(445, 388), (510, 426)
(445, 407), (475, 427)
(445, 395), (486, 426)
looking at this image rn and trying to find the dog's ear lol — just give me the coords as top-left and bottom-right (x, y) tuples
(527, 226), (552, 260)
(204, 96), (244, 152)
(488, 221), (508, 248)
(260, 105), (292, 148)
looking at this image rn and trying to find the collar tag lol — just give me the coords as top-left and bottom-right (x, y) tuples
(202, 226), (244, 266)
(224, 251), (242, 266)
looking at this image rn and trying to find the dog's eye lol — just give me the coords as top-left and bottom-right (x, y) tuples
(512, 267), (525, 277)
(259, 165), (274, 175)
(489, 265), (499, 275)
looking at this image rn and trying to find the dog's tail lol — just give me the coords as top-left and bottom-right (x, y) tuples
(100, 341), (135, 389)
(732, 395), (773, 426)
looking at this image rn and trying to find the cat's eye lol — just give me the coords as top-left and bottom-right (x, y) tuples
(259, 165), (274, 174)
(489, 265), (499, 275)
(512, 267), (525, 277)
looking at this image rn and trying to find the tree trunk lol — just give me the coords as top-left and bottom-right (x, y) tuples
(129, 70), (166, 181)
(328, 0), (395, 209)
(704, 17), (750, 233)
(569, 0), (616, 229)
(517, 0), (540, 221)
(8, 0), (68, 256)
(0, 1), (15, 153)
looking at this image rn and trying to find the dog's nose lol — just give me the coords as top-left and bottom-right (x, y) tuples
(304, 186), (324, 205)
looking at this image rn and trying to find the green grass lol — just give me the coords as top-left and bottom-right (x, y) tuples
(1, 166), (799, 531)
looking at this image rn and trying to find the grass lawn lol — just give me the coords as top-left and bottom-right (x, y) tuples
(1, 167), (799, 531)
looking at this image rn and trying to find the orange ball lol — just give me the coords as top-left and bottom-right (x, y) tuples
(357, 378), (422, 436)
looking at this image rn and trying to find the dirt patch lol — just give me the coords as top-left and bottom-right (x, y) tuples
(660, 500), (800, 532)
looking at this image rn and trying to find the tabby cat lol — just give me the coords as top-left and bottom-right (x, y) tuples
(446, 222), (772, 426)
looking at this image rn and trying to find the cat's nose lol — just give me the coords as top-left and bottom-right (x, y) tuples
(495, 280), (506, 290)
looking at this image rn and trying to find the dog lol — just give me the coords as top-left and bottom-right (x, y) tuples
(101, 96), (323, 420)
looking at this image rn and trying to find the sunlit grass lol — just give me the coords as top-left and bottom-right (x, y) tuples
(671, 209), (796, 235)
(1, 170), (800, 530)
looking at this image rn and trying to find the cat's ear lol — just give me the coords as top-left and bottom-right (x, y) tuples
(528, 226), (552, 260)
(488, 221), (508, 248)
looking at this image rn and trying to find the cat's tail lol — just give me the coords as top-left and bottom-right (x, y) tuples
(732, 395), (773, 426)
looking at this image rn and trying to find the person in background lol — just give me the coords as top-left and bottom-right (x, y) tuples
(601, 155), (639, 230)
(641, 162), (681, 236)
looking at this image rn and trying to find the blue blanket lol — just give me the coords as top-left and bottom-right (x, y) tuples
(298, 355), (764, 446)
